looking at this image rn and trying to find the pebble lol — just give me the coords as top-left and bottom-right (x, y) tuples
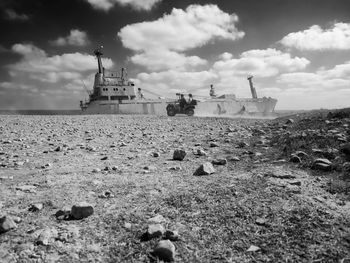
(312, 158), (332, 171)
(54, 146), (62, 152)
(143, 165), (157, 172)
(152, 240), (176, 262)
(173, 149), (186, 161)
(153, 152), (160, 157)
(0, 216), (17, 233)
(37, 227), (58, 246)
(247, 245), (260, 252)
(212, 158), (227, 165)
(229, 156), (240, 162)
(16, 185), (37, 193)
(169, 166), (182, 171)
(98, 191), (114, 198)
(340, 143), (350, 160)
(71, 203), (94, 220)
(210, 142), (219, 147)
(285, 119), (294, 124)
(255, 218), (267, 226)
(289, 155), (301, 163)
(193, 162), (216, 176)
(236, 141), (249, 148)
(124, 222), (132, 229)
(29, 203), (44, 212)
(195, 149), (207, 156)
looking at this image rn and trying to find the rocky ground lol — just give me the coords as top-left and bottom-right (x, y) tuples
(0, 110), (349, 263)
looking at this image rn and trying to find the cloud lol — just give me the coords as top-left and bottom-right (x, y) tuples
(50, 29), (90, 47)
(10, 43), (112, 80)
(212, 48), (310, 78)
(280, 22), (350, 50)
(136, 70), (218, 97)
(277, 61), (350, 90)
(119, 4), (244, 71)
(4, 9), (29, 21)
(84, 0), (161, 11)
(2, 43), (113, 100)
(119, 4), (244, 52)
(130, 50), (207, 71)
(0, 44), (110, 109)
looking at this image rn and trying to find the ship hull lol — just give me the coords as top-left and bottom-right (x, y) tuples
(81, 97), (277, 116)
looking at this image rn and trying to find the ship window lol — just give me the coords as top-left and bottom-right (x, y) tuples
(123, 88), (126, 91)
(116, 88), (118, 91)
(99, 96), (109, 100)
(131, 83), (135, 86)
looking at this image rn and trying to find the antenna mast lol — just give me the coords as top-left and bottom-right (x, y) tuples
(247, 75), (258, 99)
(94, 46), (104, 74)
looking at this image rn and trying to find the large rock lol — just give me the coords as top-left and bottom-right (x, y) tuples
(0, 216), (17, 233)
(71, 203), (94, 220)
(147, 224), (165, 239)
(173, 149), (186, 161)
(152, 240), (176, 262)
(193, 162), (216, 176)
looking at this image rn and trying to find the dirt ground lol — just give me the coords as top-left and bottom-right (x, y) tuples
(0, 113), (349, 262)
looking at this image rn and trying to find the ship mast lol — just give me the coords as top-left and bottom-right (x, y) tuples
(247, 75), (258, 99)
(94, 47), (104, 74)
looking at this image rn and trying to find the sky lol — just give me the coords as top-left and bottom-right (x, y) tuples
(0, 0), (349, 110)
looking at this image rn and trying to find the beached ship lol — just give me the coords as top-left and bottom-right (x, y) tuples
(80, 48), (277, 116)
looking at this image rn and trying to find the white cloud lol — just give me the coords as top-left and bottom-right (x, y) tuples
(0, 82), (37, 92)
(119, 4), (244, 52)
(136, 70), (218, 97)
(130, 50), (207, 71)
(218, 52), (233, 61)
(50, 29), (90, 47)
(4, 9), (29, 21)
(9, 43), (113, 83)
(119, 4), (244, 71)
(84, 0), (161, 11)
(280, 22), (350, 50)
(1, 44), (106, 109)
(277, 61), (350, 90)
(212, 48), (310, 78)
